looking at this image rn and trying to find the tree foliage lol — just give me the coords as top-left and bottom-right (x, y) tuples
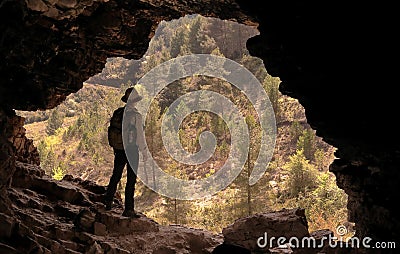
(46, 110), (64, 135)
(283, 149), (318, 199)
(22, 14), (348, 235)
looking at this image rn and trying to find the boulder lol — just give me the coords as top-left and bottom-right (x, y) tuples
(222, 208), (309, 253)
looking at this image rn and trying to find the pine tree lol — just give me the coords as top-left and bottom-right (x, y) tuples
(297, 129), (317, 161)
(263, 75), (281, 122)
(289, 121), (304, 143)
(187, 15), (203, 53)
(170, 29), (188, 58)
(230, 112), (261, 217)
(37, 140), (56, 175)
(160, 160), (192, 225)
(240, 54), (268, 82)
(46, 109), (64, 135)
(313, 148), (325, 171)
(155, 62), (187, 111)
(145, 100), (162, 154)
(283, 149), (318, 198)
(308, 172), (348, 231)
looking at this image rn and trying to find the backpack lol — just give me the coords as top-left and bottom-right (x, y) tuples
(108, 106), (137, 150)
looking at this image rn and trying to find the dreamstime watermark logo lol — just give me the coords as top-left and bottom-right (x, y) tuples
(257, 224), (396, 250)
(122, 54), (276, 200)
(336, 224), (348, 237)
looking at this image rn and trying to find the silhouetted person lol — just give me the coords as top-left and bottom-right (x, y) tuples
(104, 87), (147, 217)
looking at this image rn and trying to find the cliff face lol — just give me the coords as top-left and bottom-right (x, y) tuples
(0, 0), (398, 253)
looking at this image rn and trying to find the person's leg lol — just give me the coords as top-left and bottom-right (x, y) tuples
(104, 149), (126, 208)
(124, 145), (139, 212)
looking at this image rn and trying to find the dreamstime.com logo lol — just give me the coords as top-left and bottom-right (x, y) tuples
(123, 54), (276, 200)
(257, 224), (397, 250)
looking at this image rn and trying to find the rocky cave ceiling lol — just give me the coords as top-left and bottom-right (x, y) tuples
(0, 0), (398, 247)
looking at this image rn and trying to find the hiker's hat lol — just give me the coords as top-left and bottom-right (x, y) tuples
(121, 87), (142, 103)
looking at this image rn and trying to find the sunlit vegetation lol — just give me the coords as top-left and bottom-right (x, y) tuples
(19, 14), (348, 235)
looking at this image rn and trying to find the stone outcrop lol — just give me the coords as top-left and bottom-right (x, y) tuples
(1, 161), (223, 253)
(217, 210), (370, 254)
(1, 162), (357, 254)
(0, 108), (16, 192)
(222, 208), (309, 252)
(0, 108), (40, 218)
(218, 208), (339, 254)
(6, 113), (40, 166)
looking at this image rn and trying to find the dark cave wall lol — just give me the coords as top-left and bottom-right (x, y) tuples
(0, 0), (252, 111)
(236, 0), (399, 244)
(0, 108), (41, 217)
(0, 0), (399, 250)
(0, 109), (15, 195)
(1, 0), (154, 110)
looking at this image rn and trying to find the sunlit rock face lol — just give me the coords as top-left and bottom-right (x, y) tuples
(0, 0), (399, 253)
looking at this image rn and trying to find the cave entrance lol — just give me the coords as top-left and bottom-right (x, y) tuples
(18, 14), (350, 237)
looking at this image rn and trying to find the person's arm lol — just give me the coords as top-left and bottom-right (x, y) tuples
(135, 113), (148, 157)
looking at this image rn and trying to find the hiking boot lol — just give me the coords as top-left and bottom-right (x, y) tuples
(104, 201), (112, 211)
(122, 210), (140, 218)
(102, 197), (112, 210)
